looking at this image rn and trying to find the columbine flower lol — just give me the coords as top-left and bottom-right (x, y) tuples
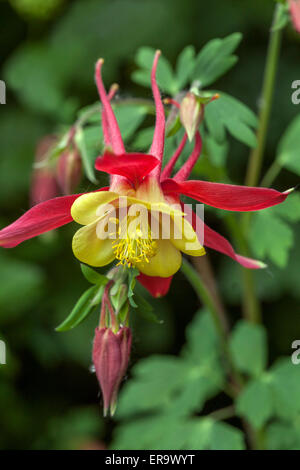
(289, 0), (300, 33)
(0, 50), (292, 297)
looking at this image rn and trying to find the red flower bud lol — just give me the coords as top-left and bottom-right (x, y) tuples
(179, 92), (203, 141)
(56, 148), (82, 195)
(30, 136), (60, 206)
(289, 0), (300, 33)
(92, 326), (132, 417)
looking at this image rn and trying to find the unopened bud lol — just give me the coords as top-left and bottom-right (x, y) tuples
(92, 326), (132, 417)
(289, 0), (300, 33)
(56, 147), (82, 195)
(179, 92), (203, 141)
(30, 135), (60, 206)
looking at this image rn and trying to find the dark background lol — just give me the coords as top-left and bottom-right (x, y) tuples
(0, 0), (299, 449)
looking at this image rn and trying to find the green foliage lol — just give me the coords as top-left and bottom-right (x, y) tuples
(204, 92), (258, 147)
(132, 34), (242, 94)
(277, 113), (300, 175)
(192, 33), (242, 88)
(266, 420), (300, 450)
(80, 264), (109, 286)
(75, 126), (99, 184)
(220, 223), (300, 305)
(110, 309), (241, 450)
(175, 46), (196, 90)
(75, 104), (148, 182)
(236, 377), (274, 429)
(132, 47), (178, 95)
(229, 320), (267, 377)
(55, 285), (103, 331)
(236, 358), (300, 436)
(4, 43), (77, 119)
(249, 193), (300, 268)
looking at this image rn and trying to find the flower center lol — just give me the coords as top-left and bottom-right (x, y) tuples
(112, 218), (157, 268)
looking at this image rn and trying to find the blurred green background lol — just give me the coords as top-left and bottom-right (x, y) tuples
(0, 0), (300, 450)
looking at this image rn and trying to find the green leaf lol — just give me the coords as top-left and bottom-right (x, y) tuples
(269, 358), (300, 419)
(80, 264), (109, 286)
(127, 267), (139, 308)
(266, 421), (300, 450)
(116, 356), (189, 417)
(229, 320), (267, 377)
(210, 421), (245, 450)
(277, 114), (300, 175)
(56, 285), (101, 331)
(205, 133), (229, 167)
(185, 418), (213, 450)
(193, 33), (242, 88)
(3, 43), (76, 119)
(131, 127), (155, 151)
(267, 192), (300, 222)
(204, 100), (226, 143)
(114, 105), (148, 141)
(236, 377), (274, 429)
(132, 47), (177, 94)
(175, 45), (196, 89)
(75, 126), (99, 184)
(112, 415), (188, 450)
(183, 309), (220, 361)
(205, 92), (257, 147)
(249, 211), (294, 268)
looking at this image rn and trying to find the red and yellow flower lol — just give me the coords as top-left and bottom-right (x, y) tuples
(0, 51), (292, 297)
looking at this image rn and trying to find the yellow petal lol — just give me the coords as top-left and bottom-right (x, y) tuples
(170, 216), (206, 256)
(72, 219), (115, 267)
(138, 239), (182, 277)
(71, 191), (120, 225)
(124, 196), (185, 219)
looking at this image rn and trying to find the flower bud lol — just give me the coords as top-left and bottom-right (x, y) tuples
(92, 326), (132, 417)
(56, 147), (82, 195)
(179, 92), (203, 141)
(30, 135), (60, 206)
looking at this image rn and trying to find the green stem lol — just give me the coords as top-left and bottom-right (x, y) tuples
(260, 160), (282, 187)
(181, 258), (227, 341)
(208, 405), (235, 421)
(225, 215), (262, 324)
(237, 4), (282, 323)
(245, 4), (282, 187)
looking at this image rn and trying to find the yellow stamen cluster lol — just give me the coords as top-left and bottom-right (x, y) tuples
(112, 221), (157, 268)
